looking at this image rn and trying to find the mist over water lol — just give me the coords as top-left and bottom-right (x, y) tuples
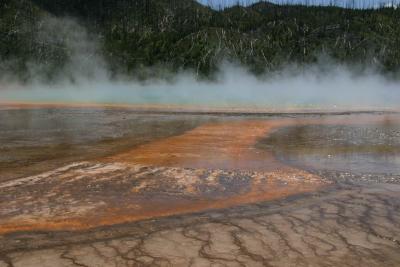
(2, 66), (400, 110)
(1, 17), (400, 110)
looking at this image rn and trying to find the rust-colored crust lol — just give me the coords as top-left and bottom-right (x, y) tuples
(2, 114), (398, 235)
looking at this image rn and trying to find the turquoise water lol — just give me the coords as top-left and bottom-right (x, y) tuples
(3, 69), (400, 109)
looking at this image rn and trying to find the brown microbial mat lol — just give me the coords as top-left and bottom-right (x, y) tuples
(1, 106), (400, 267)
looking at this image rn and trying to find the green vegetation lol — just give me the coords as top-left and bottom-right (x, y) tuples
(1, 0), (400, 80)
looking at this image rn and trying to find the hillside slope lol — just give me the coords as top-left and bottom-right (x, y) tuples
(1, 0), (400, 80)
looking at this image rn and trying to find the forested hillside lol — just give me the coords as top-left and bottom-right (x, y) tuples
(1, 0), (400, 80)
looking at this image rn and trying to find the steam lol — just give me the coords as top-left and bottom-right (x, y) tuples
(1, 17), (400, 111)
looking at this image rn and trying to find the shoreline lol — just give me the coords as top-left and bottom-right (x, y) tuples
(1, 101), (399, 115)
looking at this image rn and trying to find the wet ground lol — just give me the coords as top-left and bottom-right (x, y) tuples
(0, 108), (217, 182)
(2, 182), (400, 267)
(261, 121), (400, 174)
(0, 107), (400, 266)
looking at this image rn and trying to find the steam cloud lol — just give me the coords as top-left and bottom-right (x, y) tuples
(1, 17), (400, 111)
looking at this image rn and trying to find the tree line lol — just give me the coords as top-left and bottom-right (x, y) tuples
(1, 0), (400, 80)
